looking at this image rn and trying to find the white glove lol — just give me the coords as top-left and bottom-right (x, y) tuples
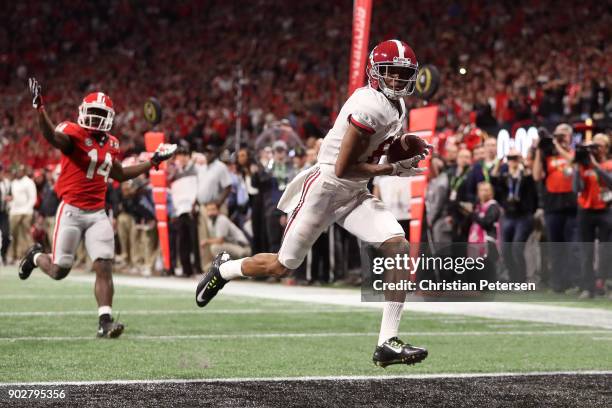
(28, 77), (44, 109)
(151, 143), (178, 169)
(390, 154), (427, 177)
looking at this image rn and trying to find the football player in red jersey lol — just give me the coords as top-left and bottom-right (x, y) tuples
(19, 78), (177, 338)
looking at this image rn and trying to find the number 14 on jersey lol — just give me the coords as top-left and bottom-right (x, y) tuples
(86, 149), (112, 181)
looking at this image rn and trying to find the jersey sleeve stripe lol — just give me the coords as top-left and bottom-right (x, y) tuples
(348, 115), (375, 134)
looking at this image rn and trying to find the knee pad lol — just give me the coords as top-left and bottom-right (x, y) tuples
(54, 254), (75, 270)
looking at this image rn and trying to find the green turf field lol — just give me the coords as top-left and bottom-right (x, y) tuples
(1, 267), (611, 383)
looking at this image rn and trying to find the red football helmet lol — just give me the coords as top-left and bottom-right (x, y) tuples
(367, 40), (419, 100)
(78, 92), (115, 132)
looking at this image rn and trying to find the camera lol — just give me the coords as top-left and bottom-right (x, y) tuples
(574, 144), (598, 166)
(537, 127), (555, 156)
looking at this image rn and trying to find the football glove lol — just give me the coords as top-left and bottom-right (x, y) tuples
(390, 154), (427, 177)
(28, 77), (43, 110)
(151, 143), (178, 169)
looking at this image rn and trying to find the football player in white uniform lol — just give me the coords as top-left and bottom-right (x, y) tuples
(196, 40), (430, 367)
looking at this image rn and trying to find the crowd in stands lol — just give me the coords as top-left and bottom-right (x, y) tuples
(0, 1), (611, 297)
(1, 122), (611, 298)
(1, 0), (610, 169)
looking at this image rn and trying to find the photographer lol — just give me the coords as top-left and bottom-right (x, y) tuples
(532, 123), (578, 292)
(492, 149), (538, 283)
(573, 133), (612, 298)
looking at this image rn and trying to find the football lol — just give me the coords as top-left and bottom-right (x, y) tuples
(386, 133), (428, 162)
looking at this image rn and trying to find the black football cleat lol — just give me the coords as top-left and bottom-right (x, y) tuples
(97, 318), (125, 339)
(195, 252), (230, 308)
(373, 337), (428, 368)
(18, 243), (43, 280)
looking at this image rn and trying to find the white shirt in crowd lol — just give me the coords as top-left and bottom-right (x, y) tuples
(9, 175), (37, 216)
(373, 176), (412, 221)
(208, 214), (249, 246)
(170, 163), (198, 217)
(196, 160), (233, 204)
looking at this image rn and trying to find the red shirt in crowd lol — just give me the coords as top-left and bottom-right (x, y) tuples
(545, 155), (574, 193)
(578, 160), (612, 210)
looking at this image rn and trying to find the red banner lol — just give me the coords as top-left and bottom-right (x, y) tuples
(407, 105), (439, 281)
(348, 0), (372, 96)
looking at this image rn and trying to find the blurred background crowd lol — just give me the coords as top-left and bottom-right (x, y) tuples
(0, 0), (610, 297)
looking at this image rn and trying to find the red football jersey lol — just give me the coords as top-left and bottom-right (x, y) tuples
(54, 121), (120, 210)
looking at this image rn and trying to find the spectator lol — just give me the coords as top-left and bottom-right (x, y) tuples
(467, 181), (501, 281)
(8, 165), (37, 262)
(251, 140), (297, 252)
(446, 148), (474, 243)
(38, 168), (60, 253)
(373, 174), (412, 236)
(201, 202), (251, 259)
(168, 147), (200, 277)
(492, 149), (538, 283)
(425, 156), (451, 243)
(196, 144), (233, 268)
(227, 160), (251, 231)
(292, 147), (311, 173)
(444, 144), (458, 167)
(115, 181), (137, 269)
(236, 146), (267, 254)
(573, 133), (612, 298)
(532, 123), (579, 292)
(0, 165), (11, 264)
(130, 177), (158, 276)
(467, 137), (498, 199)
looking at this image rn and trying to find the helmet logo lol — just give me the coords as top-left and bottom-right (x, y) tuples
(392, 56), (413, 65)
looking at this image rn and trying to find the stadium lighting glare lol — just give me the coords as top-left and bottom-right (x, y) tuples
(459, 67), (467, 75)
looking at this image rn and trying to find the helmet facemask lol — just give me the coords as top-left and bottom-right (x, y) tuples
(369, 62), (418, 100)
(78, 104), (114, 132)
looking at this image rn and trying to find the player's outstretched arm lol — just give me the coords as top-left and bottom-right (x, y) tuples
(28, 78), (73, 154)
(110, 143), (177, 182)
(335, 124), (427, 179)
(335, 124), (395, 179)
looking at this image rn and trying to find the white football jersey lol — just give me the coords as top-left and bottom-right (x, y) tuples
(317, 85), (406, 184)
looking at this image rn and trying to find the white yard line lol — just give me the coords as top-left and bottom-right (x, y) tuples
(1, 329), (609, 342)
(65, 274), (612, 330)
(1, 370), (611, 387)
(0, 309), (379, 317)
(0, 309), (504, 319)
(0, 294), (188, 299)
(485, 323), (555, 329)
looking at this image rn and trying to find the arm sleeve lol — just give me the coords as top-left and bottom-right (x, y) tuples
(55, 122), (80, 142)
(219, 166), (233, 189)
(27, 179), (38, 210)
(348, 93), (388, 135)
(594, 167), (612, 189)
